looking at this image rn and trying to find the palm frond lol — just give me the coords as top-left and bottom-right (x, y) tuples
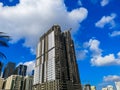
(0, 33), (11, 41)
(0, 32), (5, 34)
(0, 40), (9, 47)
(0, 52), (7, 59)
(0, 35), (10, 39)
(0, 32), (10, 59)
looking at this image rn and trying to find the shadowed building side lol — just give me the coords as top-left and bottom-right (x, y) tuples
(0, 62), (3, 77)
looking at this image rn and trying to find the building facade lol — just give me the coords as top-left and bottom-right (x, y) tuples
(83, 84), (91, 90)
(23, 76), (33, 90)
(2, 62), (16, 79)
(14, 64), (27, 76)
(102, 88), (107, 90)
(115, 81), (120, 90)
(107, 85), (113, 90)
(91, 86), (96, 90)
(33, 25), (81, 90)
(0, 77), (4, 89)
(4, 75), (24, 90)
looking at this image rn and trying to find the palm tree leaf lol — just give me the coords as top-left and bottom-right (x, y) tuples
(0, 35), (10, 38)
(0, 32), (10, 59)
(0, 52), (6, 59)
(0, 40), (9, 47)
(0, 32), (5, 34)
(0, 35), (10, 41)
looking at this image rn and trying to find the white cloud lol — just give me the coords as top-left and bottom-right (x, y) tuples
(24, 60), (35, 75)
(76, 50), (88, 60)
(0, 0), (88, 54)
(85, 39), (120, 66)
(87, 39), (102, 57)
(97, 75), (120, 90)
(91, 54), (116, 66)
(110, 31), (120, 37)
(117, 52), (120, 58)
(95, 13), (116, 28)
(17, 60), (35, 75)
(101, 0), (110, 6)
(103, 75), (120, 82)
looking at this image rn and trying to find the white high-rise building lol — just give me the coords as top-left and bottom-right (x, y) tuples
(115, 81), (120, 90)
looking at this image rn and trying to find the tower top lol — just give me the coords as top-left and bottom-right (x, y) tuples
(63, 28), (72, 33)
(53, 24), (59, 26)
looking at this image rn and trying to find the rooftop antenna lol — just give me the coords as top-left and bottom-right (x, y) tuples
(63, 28), (72, 33)
(69, 28), (72, 32)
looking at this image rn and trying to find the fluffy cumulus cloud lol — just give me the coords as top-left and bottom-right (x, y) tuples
(91, 54), (117, 66)
(17, 60), (35, 75)
(85, 39), (102, 57)
(103, 75), (120, 82)
(85, 39), (120, 66)
(95, 13), (116, 28)
(110, 31), (120, 37)
(0, 0), (88, 53)
(100, 0), (110, 6)
(76, 50), (88, 60)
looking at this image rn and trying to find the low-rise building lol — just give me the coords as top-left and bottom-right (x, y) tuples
(23, 76), (33, 90)
(4, 75), (24, 90)
(91, 86), (96, 90)
(83, 84), (91, 90)
(0, 77), (4, 89)
(102, 87), (107, 90)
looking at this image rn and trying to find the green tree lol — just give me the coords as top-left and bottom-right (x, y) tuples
(0, 32), (10, 59)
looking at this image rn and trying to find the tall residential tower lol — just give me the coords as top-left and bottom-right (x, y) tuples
(14, 64), (27, 76)
(2, 62), (15, 79)
(33, 25), (82, 90)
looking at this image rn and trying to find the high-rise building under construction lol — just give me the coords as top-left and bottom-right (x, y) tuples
(33, 25), (82, 90)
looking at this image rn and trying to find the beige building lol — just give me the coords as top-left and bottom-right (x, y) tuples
(4, 75), (24, 90)
(115, 81), (120, 90)
(0, 77), (4, 89)
(102, 88), (107, 90)
(24, 76), (33, 90)
(91, 86), (96, 90)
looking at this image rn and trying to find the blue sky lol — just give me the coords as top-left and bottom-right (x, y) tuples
(0, 0), (120, 89)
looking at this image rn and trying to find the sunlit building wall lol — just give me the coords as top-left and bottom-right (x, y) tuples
(23, 76), (33, 90)
(91, 86), (96, 90)
(4, 75), (24, 90)
(115, 81), (120, 90)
